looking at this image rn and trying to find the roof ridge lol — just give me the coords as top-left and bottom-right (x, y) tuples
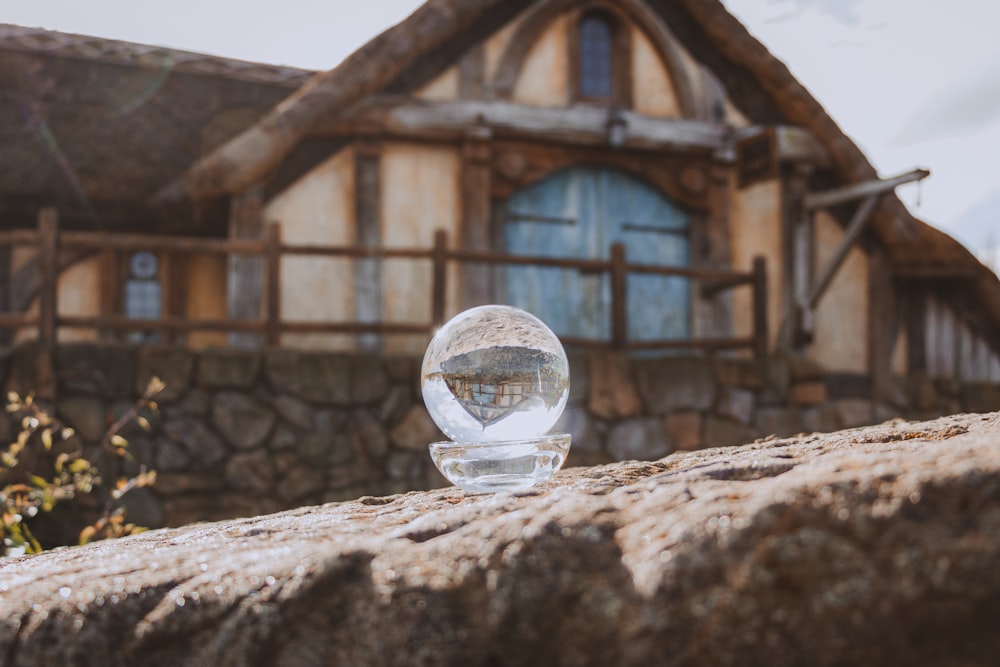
(0, 23), (315, 88)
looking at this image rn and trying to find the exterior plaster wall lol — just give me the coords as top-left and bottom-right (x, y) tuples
(415, 67), (460, 101)
(631, 25), (681, 118)
(185, 254), (228, 350)
(512, 13), (570, 107)
(264, 147), (357, 351)
(811, 210), (868, 373)
(483, 16), (523, 88)
(380, 142), (461, 355)
(56, 256), (100, 343)
(729, 178), (783, 350)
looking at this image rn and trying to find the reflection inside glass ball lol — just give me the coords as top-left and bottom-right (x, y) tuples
(421, 306), (570, 443)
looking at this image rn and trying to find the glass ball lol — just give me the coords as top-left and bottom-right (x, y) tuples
(421, 305), (570, 444)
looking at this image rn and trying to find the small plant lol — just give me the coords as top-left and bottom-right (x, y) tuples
(0, 377), (163, 558)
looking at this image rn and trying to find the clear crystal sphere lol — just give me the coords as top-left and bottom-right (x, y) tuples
(421, 305), (570, 444)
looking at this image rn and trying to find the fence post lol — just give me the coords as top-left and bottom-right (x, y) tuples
(37, 208), (59, 401)
(610, 242), (627, 349)
(752, 256), (768, 359)
(432, 230), (448, 327)
(265, 222), (282, 347)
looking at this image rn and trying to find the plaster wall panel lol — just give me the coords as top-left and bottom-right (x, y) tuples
(512, 14), (569, 107)
(186, 253), (228, 349)
(265, 147), (356, 351)
(380, 142), (460, 355)
(729, 179), (783, 349)
(631, 25), (681, 118)
(483, 16), (523, 87)
(416, 66), (460, 101)
(812, 210), (869, 373)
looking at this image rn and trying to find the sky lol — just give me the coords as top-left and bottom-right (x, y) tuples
(4, 0), (999, 264)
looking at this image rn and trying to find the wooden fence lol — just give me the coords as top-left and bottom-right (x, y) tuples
(0, 208), (767, 358)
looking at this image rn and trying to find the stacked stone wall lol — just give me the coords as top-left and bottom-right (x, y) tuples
(1, 342), (998, 529)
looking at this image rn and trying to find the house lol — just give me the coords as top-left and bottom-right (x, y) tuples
(3, 2), (1000, 525)
(4, 1), (999, 383)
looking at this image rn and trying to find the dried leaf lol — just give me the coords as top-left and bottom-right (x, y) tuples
(110, 435), (128, 448)
(136, 416), (151, 431)
(30, 475), (48, 489)
(78, 525), (97, 545)
(41, 429), (53, 450)
(61, 427), (75, 440)
(67, 458), (90, 474)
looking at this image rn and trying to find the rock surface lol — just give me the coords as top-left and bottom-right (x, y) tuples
(2, 413), (1000, 666)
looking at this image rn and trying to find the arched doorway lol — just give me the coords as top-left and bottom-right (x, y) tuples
(503, 166), (691, 343)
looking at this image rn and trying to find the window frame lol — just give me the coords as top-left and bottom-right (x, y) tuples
(569, 5), (632, 108)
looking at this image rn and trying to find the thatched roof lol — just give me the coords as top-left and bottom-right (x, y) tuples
(0, 24), (313, 233)
(167, 0), (999, 341)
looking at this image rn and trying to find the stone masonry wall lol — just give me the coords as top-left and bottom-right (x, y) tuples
(2, 342), (999, 530)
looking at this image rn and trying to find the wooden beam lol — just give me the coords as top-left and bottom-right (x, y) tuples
(265, 223), (283, 347)
(459, 136), (493, 309)
(868, 245), (894, 412)
(802, 195), (879, 309)
(610, 243), (627, 349)
(805, 168), (929, 210)
(36, 208), (59, 401)
(354, 141), (383, 351)
(227, 186), (265, 349)
(752, 256), (768, 359)
(323, 99), (727, 155)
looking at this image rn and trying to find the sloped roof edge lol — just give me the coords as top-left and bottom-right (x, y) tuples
(0, 24), (313, 88)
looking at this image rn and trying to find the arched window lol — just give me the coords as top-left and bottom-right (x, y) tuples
(573, 9), (630, 107)
(579, 13), (614, 100)
(124, 250), (161, 343)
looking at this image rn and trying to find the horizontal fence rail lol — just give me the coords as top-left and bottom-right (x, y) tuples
(0, 208), (768, 362)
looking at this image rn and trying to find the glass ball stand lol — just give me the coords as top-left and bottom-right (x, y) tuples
(421, 305), (572, 493)
(428, 433), (572, 493)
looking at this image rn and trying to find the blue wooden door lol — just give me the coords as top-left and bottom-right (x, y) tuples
(504, 167), (690, 342)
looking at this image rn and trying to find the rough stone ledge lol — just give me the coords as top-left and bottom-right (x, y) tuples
(2, 413), (999, 667)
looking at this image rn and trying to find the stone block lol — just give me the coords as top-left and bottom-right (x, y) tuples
(196, 350), (261, 389)
(269, 424), (298, 451)
(754, 408), (802, 439)
(907, 373), (938, 412)
(716, 386), (755, 424)
(835, 398), (874, 428)
(162, 416), (226, 469)
(566, 349), (589, 404)
(296, 409), (352, 465)
(715, 358), (766, 389)
(801, 404), (840, 434)
(272, 394), (315, 430)
(266, 350), (350, 404)
(664, 411), (703, 451)
(606, 418), (670, 462)
(163, 387), (211, 419)
(277, 465), (326, 503)
(790, 381), (827, 406)
(386, 449), (425, 482)
(704, 417), (751, 448)
(389, 405), (442, 452)
(959, 382), (1000, 414)
(267, 351), (388, 406)
(272, 450), (301, 475)
(348, 409), (389, 460)
(57, 343), (137, 397)
(587, 351), (642, 420)
(634, 357), (715, 414)
(225, 450), (275, 494)
(213, 391), (276, 450)
(119, 487), (164, 529)
(152, 473), (224, 495)
(155, 435), (193, 472)
(384, 356), (419, 383)
(554, 407), (603, 452)
(350, 355), (390, 405)
(121, 435), (156, 477)
(379, 385), (413, 426)
(56, 395), (108, 442)
(135, 347), (194, 402)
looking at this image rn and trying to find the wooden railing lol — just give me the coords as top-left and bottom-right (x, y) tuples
(0, 208), (767, 357)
